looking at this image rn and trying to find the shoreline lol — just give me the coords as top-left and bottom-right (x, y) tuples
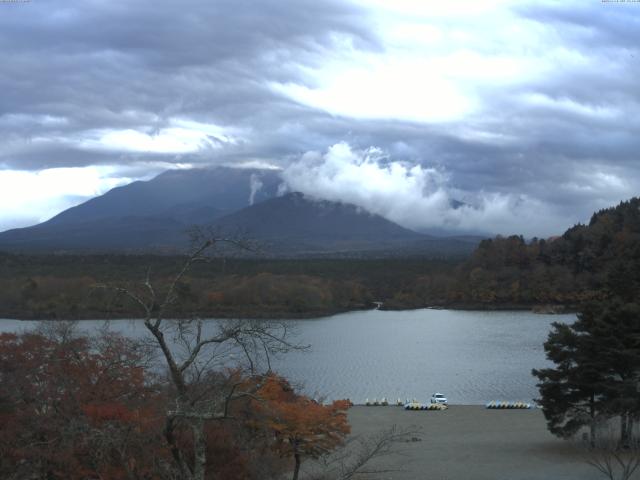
(0, 303), (576, 322)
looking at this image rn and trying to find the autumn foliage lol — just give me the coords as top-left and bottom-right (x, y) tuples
(255, 375), (351, 480)
(0, 330), (351, 480)
(0, 330), (164, 479)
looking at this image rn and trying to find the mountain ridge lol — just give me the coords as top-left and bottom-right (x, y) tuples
(0, 167), (482, 256)
(213, 192), (426, 254)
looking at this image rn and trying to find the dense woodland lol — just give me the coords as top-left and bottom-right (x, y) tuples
(1, 198), (640, 319)
(0, 255), (457, 319)
(453, 197), (640, 309)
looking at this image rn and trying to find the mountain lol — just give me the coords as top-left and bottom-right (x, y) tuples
(0, 167), (282, 252)
(214, 192), (423, 254)
(0, 168), (482, 256)
(45, 167), (282, 226)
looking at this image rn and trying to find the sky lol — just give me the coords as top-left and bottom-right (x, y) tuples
(1, 0), (639, 236)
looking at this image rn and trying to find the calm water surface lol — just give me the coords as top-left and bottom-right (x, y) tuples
(0, 309), (575, 404)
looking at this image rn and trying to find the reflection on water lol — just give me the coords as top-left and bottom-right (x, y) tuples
(0, 309), (575, 404)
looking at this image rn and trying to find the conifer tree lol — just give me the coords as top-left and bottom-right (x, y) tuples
(577, 299), (640, 447)
(534, 299), (640, 446)
(533, 320), (605, 444)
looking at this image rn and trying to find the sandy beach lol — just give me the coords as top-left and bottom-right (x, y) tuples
(341, 406), (604, 480)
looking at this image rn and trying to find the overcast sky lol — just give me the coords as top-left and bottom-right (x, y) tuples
(1, 0), (639, 236)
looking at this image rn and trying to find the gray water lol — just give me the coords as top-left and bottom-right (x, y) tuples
(0, 309), (574, 405)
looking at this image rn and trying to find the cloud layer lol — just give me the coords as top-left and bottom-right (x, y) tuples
(1, 0), (639, 235)
(283, 143), (569, 237)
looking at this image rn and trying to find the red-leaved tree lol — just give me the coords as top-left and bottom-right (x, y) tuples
(0, 329), (165, 480)
(255, 375), (351, 480)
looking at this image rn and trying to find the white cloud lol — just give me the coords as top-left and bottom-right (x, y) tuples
(2, 0), (636, 238)
(353, 0), (512, 18)
(0, 166), (132, 231)
(560, 170), (631, 199)
(271, 56), (474, 122)
(522, 93), (621, 119)
(270, 0), (550, 124)
(0, 113), (69, 127)
(249, 173), (263, 205)
(222, 159), (281, 170)
(283, 143), (569, 236)
(78, 118), (241, 154)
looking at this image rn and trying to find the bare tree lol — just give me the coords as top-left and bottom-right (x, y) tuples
(309, 425), (422, 480)
(582, 421), (640, 480)
(35, 319), (80, 344)
(98, 232), (304, 480)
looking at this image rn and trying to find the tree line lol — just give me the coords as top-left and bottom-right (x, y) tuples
(530, 199), (640, 479)
(0, 255), (456, 319)
(3, 198), (640, 319)
(0, 236), (416, 480)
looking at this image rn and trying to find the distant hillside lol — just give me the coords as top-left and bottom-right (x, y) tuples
(47, 167), (282, 226)
(0, 216), (187, 252)
(551, 198), (640, 279)
(213, 192), (479, 257)
(0, 167), (282, 252)
(214, 192), (424, 253)
(423, 197), (640, 309)
(0, 168), (481, 257)
(0, 196), (636, 320)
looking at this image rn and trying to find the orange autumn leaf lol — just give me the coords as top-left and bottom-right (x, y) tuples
(256, 375), (351, 459)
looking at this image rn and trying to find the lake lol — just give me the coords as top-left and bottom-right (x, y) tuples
(0, 309), (575, 405)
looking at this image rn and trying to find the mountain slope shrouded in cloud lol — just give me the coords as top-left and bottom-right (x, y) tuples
(45, 167), (283, 226)
(215, 192), (422, 252)
(1, 1), (639, 237)
(0, 168), (481, 256)
(215, 192), (481, 255)
(0, 168), (281, 252)
(282, 142), (583, 237)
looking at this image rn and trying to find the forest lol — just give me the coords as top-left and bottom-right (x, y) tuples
(0, 241), (415, 480)
(0, 255), (456, 319)
(1, 197), (640, 319)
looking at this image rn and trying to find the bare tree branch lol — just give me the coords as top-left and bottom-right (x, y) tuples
(95, 232), (304, 480)
(307, 425), (421, 480)
(582, 421), (640, 480)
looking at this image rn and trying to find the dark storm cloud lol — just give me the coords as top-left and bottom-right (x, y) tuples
(0, 0), (377, 169)
(1, 0), (639, 236)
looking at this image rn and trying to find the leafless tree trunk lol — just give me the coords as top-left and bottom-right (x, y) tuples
(310, 425), (421, 480)
(98, 232), (304, 480)
(293, 451), (302, 480)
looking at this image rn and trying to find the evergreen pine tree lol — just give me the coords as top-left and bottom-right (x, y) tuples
(533, 320), (605, 444)
(577, 299), (640, 447)
(534, 299), (640, 446)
